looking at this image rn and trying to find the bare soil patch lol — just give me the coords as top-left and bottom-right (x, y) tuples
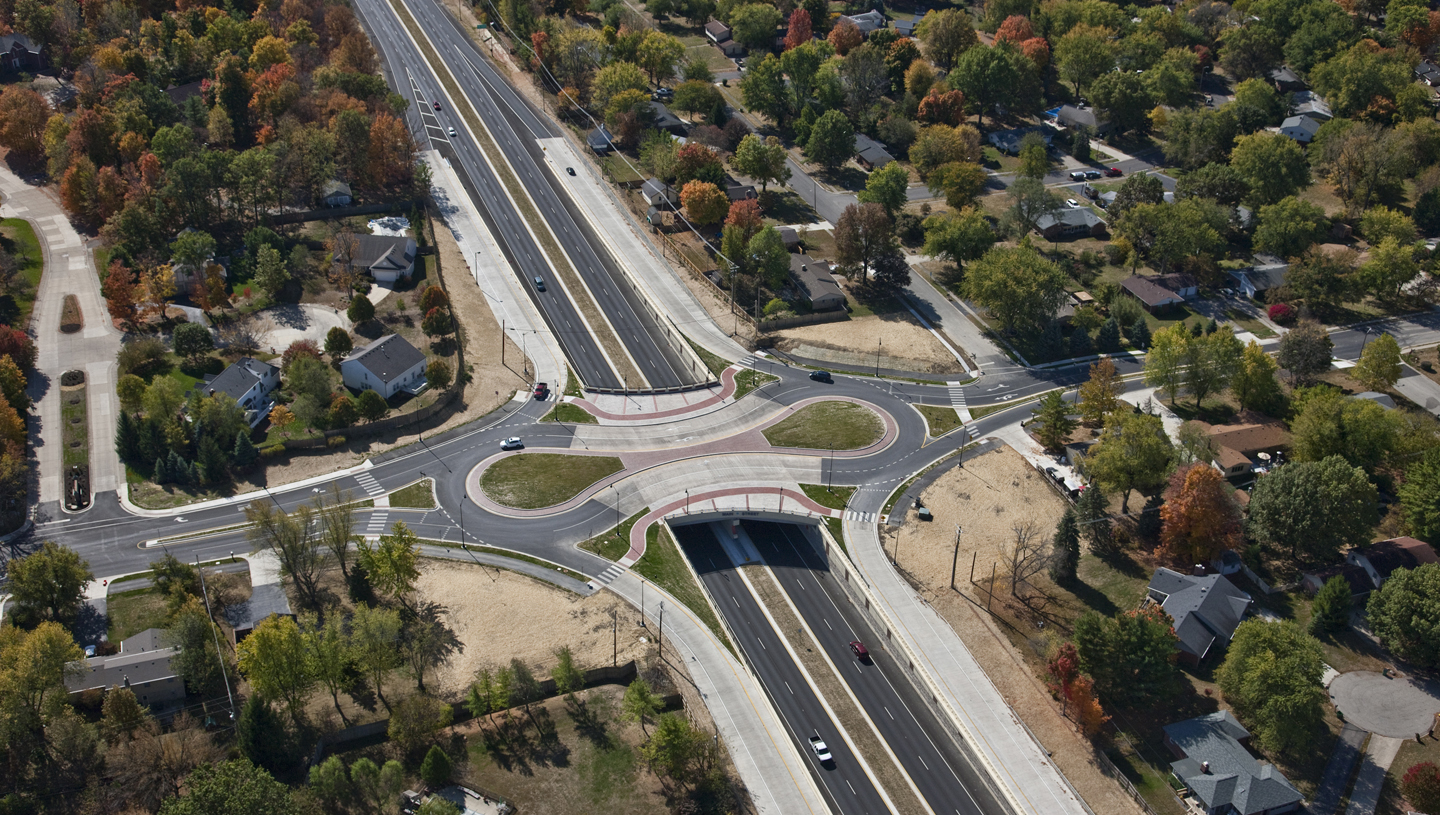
(883, 446), (1146, 815)
(773, 312), (964, 374)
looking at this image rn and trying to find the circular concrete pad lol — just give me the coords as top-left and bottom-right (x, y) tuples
(1329, 671), (1440, 737)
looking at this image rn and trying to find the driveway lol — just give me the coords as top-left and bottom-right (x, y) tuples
(251, 303), (352, 354)
(1329, 671), (1440, 738)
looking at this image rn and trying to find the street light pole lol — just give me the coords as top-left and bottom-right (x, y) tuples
(876, 338), (882, 377)
(951, 525), (962, 590)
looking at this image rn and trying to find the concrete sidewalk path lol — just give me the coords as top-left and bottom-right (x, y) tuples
(1311, 723), (1368, 815)
(1345, 734), (1402, 815)
(0, 166), (124, 510)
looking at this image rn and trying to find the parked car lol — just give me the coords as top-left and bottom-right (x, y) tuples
(809, 370), (833, 383)
(533, 382), (548, 399)
(809, 736), (832, 764)
(1104, 167), (1123, 177)
(849, 641), (870, 661)
(1084, 170), (1102, 179)
(1066, 199), (1080, 208)
(500, 437), (524, 450)
(1069, 171), (1086, 181)
(534, 276), (546, 292)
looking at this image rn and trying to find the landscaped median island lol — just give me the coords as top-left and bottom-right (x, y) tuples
(763, 401), (883, 450)
(581, 508), (649, 562)
(60, 370), (89, 509)
(388, 477), (437, 509)
(800, 484), (856, 554)
(915, 403), (963, 437)
(479, 453), (624, 509)
(540, 402), (598, 424)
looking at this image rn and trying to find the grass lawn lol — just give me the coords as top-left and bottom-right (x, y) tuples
(61, 384), (88, 470)
(388, 478), (436, 509)
(542, 403), (599, 423)
(764, 401), (883, 450)
(799, 483), (855, 512)
(1224, 308), (1277, 339)
(0, 218), (44, 328)
(732, 368), (776, 400)
(598, 155), (645, 184)
(801, 229), (838, 261)
(915, 404), (962, 436)
(480, 454), (624, 509)
(1379, 734), (1440, 814)
(685, 43), (734, 73)
(564, 365), (583, 397)
(981, 146), (1021, 173)
(580, 508), (649, 562)
(107, 588), (169, 642)
(685, 337), (730, 378)
(163, 352), (225, 392)
(93, 246), (111, 283)
(761, 190), (821, 225)
(634, 524), (732, 655)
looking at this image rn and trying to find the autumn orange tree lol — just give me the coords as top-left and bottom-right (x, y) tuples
(1158, 463), (1244, 564)
(681, 181), (731, 225)
(784, 8), (813, 51)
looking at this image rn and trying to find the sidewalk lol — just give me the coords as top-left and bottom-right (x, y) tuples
(0, 166), (124, 508)
(1310, 723), (1367, 815)
(902, 259), (1023, 373)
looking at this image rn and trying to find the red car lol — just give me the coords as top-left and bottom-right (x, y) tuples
(533, 382), (548, 399)
(433, 101), (441, 111)
(850, 641), (870, 661)
(1104, 167), (1123, 177)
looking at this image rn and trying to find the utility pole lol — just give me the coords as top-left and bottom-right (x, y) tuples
(876, 337), (882, 376)
(612, 609), (617, 666)
(195, 557), (236, 721)
(950, 525), (962, 590)
(658, 601), (665, 661)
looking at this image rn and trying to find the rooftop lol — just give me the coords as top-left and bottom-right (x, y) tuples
(1147, 568), (1252, 661)
(345, 334), (426, 385)
(200, 358), (277, 402)
(350, 234), (415, 275)
(1036, 207), (1105, 231)
(65, 628), (179, 694)
(1165, 711), (1301, 815)
(789, 254), (843, 304)
(1364, 537), (1439, 579)
(1120, 274), (1188, 307)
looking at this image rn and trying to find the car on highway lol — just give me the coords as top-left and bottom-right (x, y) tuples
(809, 735), (832, 764)
(1069, 171), (1086, 181)
(850, 641), (870, 661)
(1105, 167), (1123, 177)
(566, 167), (576, 176)
(500, 437), (524, 450)
(1084, 170), (1102, 179)
(447, 126), (457, 137)
(533, 382), (548, 399)
(533, 276), (546, 292)
(433, 101), (441, 110)
(808, 370), (833, 383)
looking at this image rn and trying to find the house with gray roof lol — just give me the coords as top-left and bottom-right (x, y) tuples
(1147, 568), (1253, 665)
(322, 179), (353, 207)
(1036, 207), (1107, 240)
(704, 20), (732, 43)
(1120, 273), (1197, 313)
(854, 133), (895, 170)
(347, 234), (417, 283)
(648, 102), (687, 134)
(1279, 115), (1322, 143)
(1269, 65), (1305, 92)
(987, 126), (1052, 155)
(586, 125), (615, 155)
(66, 629), (185, 707)
(341, 334), (428, 399)
(0, 33), (46, 71)
(1290, 90), (1332, 121)
(1055, 104), (1112, 133)
(641, 179), (678, 206)
(1228, 257), (1289, 299)
(1164, 711), (1302, 815)
(789, 254), (845, 311)
(198, 357), (280, 427)
(842, 9), (887, 34)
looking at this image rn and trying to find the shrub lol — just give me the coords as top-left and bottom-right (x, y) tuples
(1268, 303), (1296, 325)
(260, 445), (286, 459)
(326, 435), (346, 448)
(1402, 762), (1440, 814)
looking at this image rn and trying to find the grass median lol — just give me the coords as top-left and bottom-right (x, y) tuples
(541, 403), (598, 423)
(764, 401), (883, 450)
(634, 524), (733, 657)
(480, 453), (624, 509)
(915, 404), (962, 437)
(389, 478), (437, 509)
(800, 484), (856, 556)
(581, 508), (648, 562)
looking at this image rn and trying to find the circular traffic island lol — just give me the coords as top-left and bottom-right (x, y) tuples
(763, 401), (884, 450)
(480, 453), (624, 509)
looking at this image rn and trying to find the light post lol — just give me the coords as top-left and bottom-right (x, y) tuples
(950, 525), (962, 590)
(685, 488), (690, 514)
(875, 338), (882, 377)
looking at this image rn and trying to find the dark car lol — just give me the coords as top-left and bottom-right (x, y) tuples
(433, 101), (441, 110)
(1084, 170), (1102, 179)
(808, 370), (833, 383)
(566, 167), (576, 176)
(1104, 167), (1123, 177)
(534, 276), (546, 292)
(533, 382), (548, 399)
(849, 641), (870, 661)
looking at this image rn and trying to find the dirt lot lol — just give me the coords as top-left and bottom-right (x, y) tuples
(883, 446), (1146, 815)
(774, 309), (966, 374)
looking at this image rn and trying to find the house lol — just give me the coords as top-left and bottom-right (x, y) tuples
(641, 179), (678, 206)
(347, 234), (417, 283)
(723, 175), (757, 201)
(842, 9), (887, 34)
(1290, 90), (1332, 121)
(322, 179), (353, 208)
(0, 33), (46, 72)
(199, 357), (280, 428)
(987, 126), (1052, 155)
(1036, 208), (1107, 240)
(789, 254), (845, 311)
(1417, 59), (1440, 86)
(1228, 257), (1289, 299)
(1349, 537), (1440, 589)
(341, 334), (428, 399)
(704, 20), (732, 44)
(66, 629), (184, 707)
(163, 80), (204, 106)
(1163, 711), (1303, 815)
(1299, 562), (1373, 597)
(648, 102), (687, 135)
(171, 255), (227, 291)
(1120, 273), (1196, 312)
(1269, 65), (1306, 92)
(1191, 411), (1291, 476)
(777, 226), (802, 251)
(717, 38), (746, 57)
(1146, 568), (1253, 665)
(586, 125), (615, 155)
(1279, 115), (1322, 143)
(854, 133), (895, 170)
(894, 16), (918, 36)
(1055, 104), (1112, 133)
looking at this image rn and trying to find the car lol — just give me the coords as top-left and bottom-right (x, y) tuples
(1069, 171), (1086, 181)
(849, 641), (870, 661)
(1222, 287), (1235, 296)
(809, 736), (832, 764)
(1205, 94), (1214, 105)
(500, 437), (524, 450)
(533, 382), (548, 398)
(534, 276), (546, 291)
(447, 126), (457, 137)
(735, 58), (745, 68)
(1066, 198), (1080, 208)
(1084, 170), (1102, 179)
(1104, 167), (1123, 177)
(808, 370), (833, 383)
(433, 101), (441, 110)
(566, 167), (576, 176)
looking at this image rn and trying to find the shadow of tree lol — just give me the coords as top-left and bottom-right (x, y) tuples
(566, 694), (612, 750)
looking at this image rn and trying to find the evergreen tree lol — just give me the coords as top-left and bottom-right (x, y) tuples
(167, 450), (190, 485)
(1131, 318), (1152, 350)
(115, 411), (139, 461)
(1206, 318), (1219, 334)
(1031, 390), (1076, 452)
(1076, 485), (1116, 557)
(420, 745), (453, 787)
(197, 436), (227, 484)
(234, 431), (258, 468)
(236, 695), (295, 776)
(1038, 320), (1064, 360)
(1050, 508), (1080, 583)
(1310, 574), (1353, 636)
(709, 100), (728, 126)
(1070, 328), (1093, 357)
(1097, 317), (1122, 353)
(154, 456), (169, 484)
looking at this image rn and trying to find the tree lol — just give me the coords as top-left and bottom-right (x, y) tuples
(911, 124), (980, 178)
(1159, 464), (1243, 564)
(1401, 448), (1440, 543)
(1287, 245), (1356, 318)
(254, 244), (290, 300)
(1216, 620), (1326, 754)
(235, 695), (297, 776)
(422, 307), (455, 340)
(324, 327), (352, 361)
(0, 87), (48, 164)
(740, 54), (791, 125)
(950, 43), (1041, 126)
(731, 134), (789, 192)
(1369, 563), (1440, 667)
(1360, 206), (1417, 247)
(805, 110), (855, 171)
(1253, 197), (1327, 259)
(1096, 317), (1121, 353)
(5, 541), (93, 629)
(1017, 133), (1053, 181)
(426, 360), (453, 391)
(355, 389), (388, 423)
(1001, 177), (1062, 239)
(622, 677), (663, 736)
(1276, 321), (1333, 384)
(1089, 70), (1152, 135)
(1359, 237), (1420, 303)
(1031, 390), (1076, 453)
(858, 162), (909, 218)
(1054, 24), (1114, 97)
(963, 246), (1067, 335)
(350, 603), (403, 711)
(1218, 24), (1280, 80)
(246, 500), (328, 613)
(1175, 163), (1251, 207)
(1072, 606), (1180, 706)
(172, 322), (214, 365)
(359, 521), (421, 609)
(1078, 358), (1123, 427)
(1184, 329), (1242, 408)
(158, 759), (297, 815)
(1076, 482), (1117, 557)
(732, 3), (784, 50)
(828, 17), (863, 55)
(592, 61), (649, 111)
(926, 161), (987, 209)
(1354, 333), (1402, 392)
(1403, 763), (1440, 814)
(680, 181), (729, 225)
(402, 601), (463, 693)
(1050, 509), (1081, 583)
(1229, 133), (1310, 206)
(1290, 388), (1397, 470)
(347, 294), (375, 325)
(1107, 173), (1165, 224)
(303, 613), (355, 725)
(166, 597), (234, 696)
(835, 203), (895, 280)
(917, 88), (967, 128)
(1231, 340), (1283, 414)
(421, 745), (453, 787)
(748, 227), (791, 290)
(1086, 412), (1174, 512)
(552, 645), (585, 696)
(923, 208), (994, 270)
(916, 8), (978, 69)
(350, 758), (406, 815)
(784, 7), (813, 50)
(1310, 574), (1353, 636)
(637, 31), (686, 84)
(1247, 457), (1378, 563)
(237, 614), (315, 719)
(1143, 324), (1188, 405)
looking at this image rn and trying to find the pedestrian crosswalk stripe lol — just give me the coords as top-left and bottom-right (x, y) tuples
(592, 564), (627, 585)
(843, 510), (876, 522)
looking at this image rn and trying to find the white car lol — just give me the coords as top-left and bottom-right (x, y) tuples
(500, 437), (524, 450)
(1066, 199), (1080, 208)
(447, 126), (457, 137)
(809, 735), (832, 763)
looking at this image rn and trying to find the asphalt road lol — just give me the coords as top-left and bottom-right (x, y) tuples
(744, 520), (1005, 815)
(671, 522), (891, 815)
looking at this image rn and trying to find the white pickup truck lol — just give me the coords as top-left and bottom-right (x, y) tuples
(809, 735), (832, 764)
